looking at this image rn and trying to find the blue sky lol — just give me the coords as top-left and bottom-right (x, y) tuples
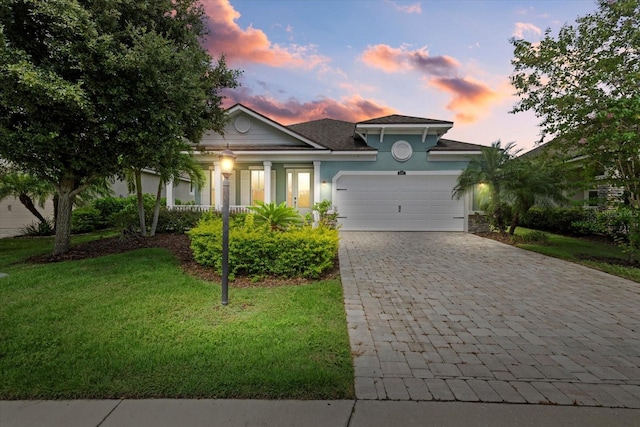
(201, 0), (597, 153)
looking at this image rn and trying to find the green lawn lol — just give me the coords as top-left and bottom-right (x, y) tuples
(0, 235), (354, 399)
(512, 227), (640, 283)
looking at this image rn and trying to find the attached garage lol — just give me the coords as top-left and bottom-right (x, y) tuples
(334, 173), (465, 231)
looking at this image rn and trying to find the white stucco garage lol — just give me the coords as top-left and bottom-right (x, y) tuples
(334, 172), (465, 231)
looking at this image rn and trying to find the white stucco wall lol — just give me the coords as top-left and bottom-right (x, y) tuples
(0, 197), (54, 238)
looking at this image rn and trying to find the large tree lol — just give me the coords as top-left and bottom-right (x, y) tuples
(0, 0), (238, 255)
(510, 0), (640, 210)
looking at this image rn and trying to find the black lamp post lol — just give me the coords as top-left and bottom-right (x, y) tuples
(219, 149), (235, 305)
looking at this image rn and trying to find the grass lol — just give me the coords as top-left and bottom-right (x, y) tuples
(512, 227), (640, 283)
(0, 235), (354, 399)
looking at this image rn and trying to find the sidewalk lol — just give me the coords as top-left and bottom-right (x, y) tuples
(2, 399), (640, 427)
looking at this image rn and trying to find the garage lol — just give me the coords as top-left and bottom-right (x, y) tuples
(334, 173), (465, 231)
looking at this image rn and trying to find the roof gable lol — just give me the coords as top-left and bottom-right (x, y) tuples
(197, 104), (329, 152)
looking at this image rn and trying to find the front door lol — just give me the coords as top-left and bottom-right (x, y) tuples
(286, 169), (313, 216)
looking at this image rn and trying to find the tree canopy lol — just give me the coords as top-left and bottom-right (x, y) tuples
(510, 0), (640, 210)
(0, 0), (239, 254)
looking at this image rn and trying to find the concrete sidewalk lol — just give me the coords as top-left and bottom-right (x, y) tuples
(2, 399), (640, 427)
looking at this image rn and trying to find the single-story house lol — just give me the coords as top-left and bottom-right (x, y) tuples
(522, 141), (622, 209)
(1, 171), (194, 239)
(171, 104), (486, 232)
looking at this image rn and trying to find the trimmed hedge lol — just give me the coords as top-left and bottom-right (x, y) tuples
(189, 217), (339, 280)
(520, 207), (592, 235)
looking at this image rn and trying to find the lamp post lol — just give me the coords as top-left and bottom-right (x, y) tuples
(219, 149), (235, 306)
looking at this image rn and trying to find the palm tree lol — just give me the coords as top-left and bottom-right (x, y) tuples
(452, 141), (519, 233)
(503, 156), (568, 234)
(0, 169), (53, 226)
(149, 151), (205, 236)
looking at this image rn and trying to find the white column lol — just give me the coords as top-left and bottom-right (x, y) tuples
(213, 161), (222, 210)
(313, 161), (321, 205)
(166, 179), (174, 208)
(263, 161), (272, 204)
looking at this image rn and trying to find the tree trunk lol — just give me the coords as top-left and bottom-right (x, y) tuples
(53, 181), (74, 256)
(18, 193), (46, 224)
(135, 170), (147, 237)
(53, 193), (59, 231)
(149, 179), (163, 237)
(508, 212), (519, 235)
(490, 189), (506, 233)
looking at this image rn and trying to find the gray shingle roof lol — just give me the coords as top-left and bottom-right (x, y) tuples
(287, 118), (374, 151)
(428, 139), (484, 151)
(357, 114), (453, 126)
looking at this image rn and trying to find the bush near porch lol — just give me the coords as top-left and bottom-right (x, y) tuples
(189, 215), (339, 280)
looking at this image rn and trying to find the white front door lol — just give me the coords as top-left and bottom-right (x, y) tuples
(287, 169), (313, 216)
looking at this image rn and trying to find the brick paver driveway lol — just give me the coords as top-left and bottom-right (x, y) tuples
(339, 232), (640, 408)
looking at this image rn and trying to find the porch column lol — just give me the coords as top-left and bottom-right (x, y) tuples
(213, 161), (222, 210)
(313, 161), (321, 205)
(263, 161), (272, 204)
(166, 179), (174, 208)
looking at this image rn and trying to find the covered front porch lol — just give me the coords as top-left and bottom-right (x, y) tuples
(166, 160), (325, 217)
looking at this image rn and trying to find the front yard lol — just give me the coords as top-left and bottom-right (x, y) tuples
(0, 235), (354, 399)
(487, 227), (640, 283)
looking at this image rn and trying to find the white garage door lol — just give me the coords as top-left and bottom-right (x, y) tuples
(335, 174), (465, 231)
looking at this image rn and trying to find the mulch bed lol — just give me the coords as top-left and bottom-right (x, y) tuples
(30, 233), (339, 288)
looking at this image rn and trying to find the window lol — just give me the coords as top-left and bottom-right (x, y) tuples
(251, 170), (264, 203)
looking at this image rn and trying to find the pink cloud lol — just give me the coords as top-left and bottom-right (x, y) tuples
(361, 45), (459, 75)
(222, 87), (396, 124)
(386, 1), (422, 14)
(512, 22), (542, 39)
(200, 0), (328, 68)
(428, 77), (498, 123)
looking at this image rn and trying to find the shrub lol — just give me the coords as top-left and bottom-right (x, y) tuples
(312, 199), (340, 229)
(20, 218), (55, 236)
(521, 207), (592, 235)
(189, 217), (339, 280)
(510, 230), (550, 245)
(71, 206), (102, 233)
(155, 208), (203, 234)
(91, 196), (128, 227)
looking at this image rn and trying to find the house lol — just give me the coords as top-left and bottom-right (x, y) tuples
(171, 104), (485, 232)
(1, 172), (194, 238)
(522, 141), (622, 209)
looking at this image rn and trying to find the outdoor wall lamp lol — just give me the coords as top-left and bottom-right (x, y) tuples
(219, 149), (235, 305)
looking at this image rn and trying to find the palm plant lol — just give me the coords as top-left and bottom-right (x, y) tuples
(0, 170), (53, 225)
(452, 141), (519, 233)
(247, 201), (302, 231)
(503, 156), (568, 234)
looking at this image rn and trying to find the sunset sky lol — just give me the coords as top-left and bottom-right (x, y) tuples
(200, 0), (597, 153)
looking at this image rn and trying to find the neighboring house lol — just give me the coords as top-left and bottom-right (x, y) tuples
(1, 171), (194, 238)
(111, 169), (194, 204)
(0, 197), (54, 239)
(522, 141), (621, 209)
(172, 104), (485, 232)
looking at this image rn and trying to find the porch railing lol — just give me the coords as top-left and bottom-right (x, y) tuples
(169, 205), (252, 214)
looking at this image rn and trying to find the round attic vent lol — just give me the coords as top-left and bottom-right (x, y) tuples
(234, 116), (252, 134)
(391, 140), (412, 162)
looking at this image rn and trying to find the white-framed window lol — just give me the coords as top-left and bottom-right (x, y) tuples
(251, 170), (265, 203)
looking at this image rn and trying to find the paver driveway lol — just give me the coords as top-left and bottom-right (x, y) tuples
(339, 232), (640, 408)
